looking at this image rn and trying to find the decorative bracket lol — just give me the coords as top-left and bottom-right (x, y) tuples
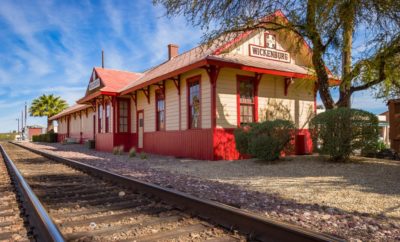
(203, 65), (220, 87)
(284, 77), (294, 96)
(154, 80), (165, 94)
(171, 76), (181, 95)
(129, 91), (137, 108)
(90, 100), (97, 112)
(254, 73), (262, 89)
(140, 87), (150, 104)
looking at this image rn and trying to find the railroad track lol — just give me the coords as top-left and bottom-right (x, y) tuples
(0, 148), (30, 241)
(1, 142), (342, 242)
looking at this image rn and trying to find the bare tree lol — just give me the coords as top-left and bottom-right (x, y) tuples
(154, 0), (400, 108)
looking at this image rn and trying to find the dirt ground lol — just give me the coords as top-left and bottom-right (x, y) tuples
(18, 142), (400, 241)
(149, 155), (400, 220)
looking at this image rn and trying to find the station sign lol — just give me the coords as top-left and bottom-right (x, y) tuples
(88, 78), (101, 91)
(249, 33), (291, 63)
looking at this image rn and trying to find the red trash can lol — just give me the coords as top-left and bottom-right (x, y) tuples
(295, 134), (306, 155)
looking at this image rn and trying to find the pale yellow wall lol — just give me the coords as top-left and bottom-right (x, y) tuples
(165, 79), (180, 131)
(216, 68), (256, 128)
(70, 114), (81, 134)
(258, 75), (315, 129)
(57, 118), (67, 133)
(131, 98), (136, 133)
(136, 86), (156, 132)
(81, 109), (94, 135)
(216, 67), (315, 129)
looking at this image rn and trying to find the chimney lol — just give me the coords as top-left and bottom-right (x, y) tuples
(168, 44), (179, 60)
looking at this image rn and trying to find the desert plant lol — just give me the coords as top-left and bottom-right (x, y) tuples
(310, 108), (379, 162)
(129, 147), (136, 158)
(112, 146), (124, 155)
(233, 119), (294, 161)
(140, 152), (147, 159)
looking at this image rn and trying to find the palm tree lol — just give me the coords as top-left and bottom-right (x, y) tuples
(29, 94), (68, 131)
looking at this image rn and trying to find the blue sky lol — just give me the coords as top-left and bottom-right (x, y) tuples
(0, 0), (388, 132)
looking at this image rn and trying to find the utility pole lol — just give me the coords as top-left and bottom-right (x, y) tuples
(21, 110), (24, 140)
(16, 118), (19, 140)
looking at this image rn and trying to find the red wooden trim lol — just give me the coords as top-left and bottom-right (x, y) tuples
(236, 75), (258, 126)
(203, 65), (221, 129)
(186, 75), (202, 129)
(213, 31), (254, 55)
(100, 91), (117, 96)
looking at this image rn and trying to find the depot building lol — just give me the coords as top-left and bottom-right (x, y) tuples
(50, 20), (338, 160)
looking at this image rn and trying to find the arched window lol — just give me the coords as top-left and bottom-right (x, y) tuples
(156, 89), (165, 131)
(105, 102), (111, 133)
(98, 104), (103, 133)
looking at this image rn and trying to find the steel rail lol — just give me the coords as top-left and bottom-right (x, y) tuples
(12, 142), (344, 242)
(0, 144), (65, 242)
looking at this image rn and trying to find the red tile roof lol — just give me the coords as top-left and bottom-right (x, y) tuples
(94, 67), (143, 92)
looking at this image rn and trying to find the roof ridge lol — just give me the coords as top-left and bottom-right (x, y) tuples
(94, 67), (143, 75)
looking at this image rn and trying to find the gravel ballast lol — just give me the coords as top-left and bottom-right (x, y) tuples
(22, 142), (400, 241)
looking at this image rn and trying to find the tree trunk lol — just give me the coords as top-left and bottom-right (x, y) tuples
(47, 118), (53, 132)
(337, 0), (356, 108)
(306, 0), (335, 109)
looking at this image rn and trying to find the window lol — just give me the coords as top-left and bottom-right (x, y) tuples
(105, 102), (111, 133)
(188, 78), (200, 129)
(238, 79), (255, 125)
(156, 90), (165, 131)
(98, 104), (103, 133)
(118, 100), (129, 133)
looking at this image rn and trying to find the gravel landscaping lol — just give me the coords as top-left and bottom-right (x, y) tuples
(21, 142), (400, 241)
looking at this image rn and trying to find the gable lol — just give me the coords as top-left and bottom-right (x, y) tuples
(223, 30), (313, 68)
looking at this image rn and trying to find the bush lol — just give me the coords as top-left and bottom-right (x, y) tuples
(32, 133), (57, 143)
(310, 108), (379, 162)
(140, 152), (147, 159)
(234, 120), (295, 161)
(112, 146), (124, 155)
(233, 124), (252, 154)
(129, 147), (136, 158)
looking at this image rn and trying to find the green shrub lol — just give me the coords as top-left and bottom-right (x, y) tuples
(310, 108), (379, 162)
(112, 146), (124, 155)
(129, 147), (136, 158)
(233, 124), (252, 154)
(140, 152), (147, 159)
(32, 133), (57, 143)
(233, 120), (295, 161)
